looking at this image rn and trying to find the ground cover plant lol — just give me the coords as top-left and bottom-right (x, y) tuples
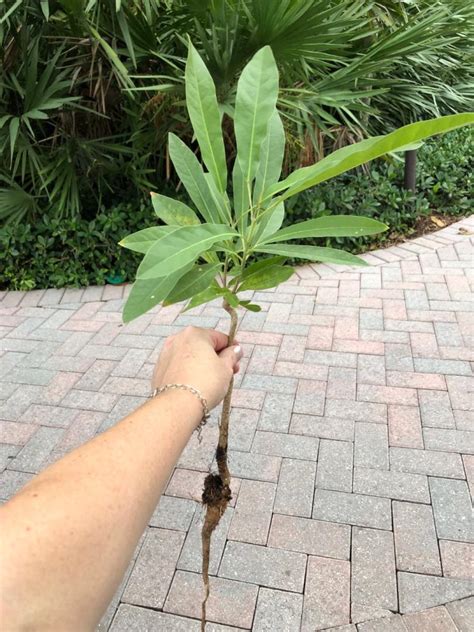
(119, 45), (474, 629)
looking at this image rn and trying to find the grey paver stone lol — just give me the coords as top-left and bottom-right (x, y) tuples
(268, 514), (350, 560)
(258, 393), (294, 432)
(403, 606), (458, 632)
(419, 390), (455, 428)
(414, 357), (472, 376)
(325, 399), (387, 423)
(253, 588), (303, 632)
(242, 374), (297, 394)
(20, 405), (79, 428)
(110, 604), (200, 632)
(228, 480), (275, 545)
(398, 572), (474, 613)
(228, 450), (281, 483)
(164, 570), (258, 629)
(352, 527), (398, 612)
(219, 541), (306, 592)
(390, 447), (465, 478)
(0, 469), (33, 500)
(60, 389), (118, 412)
(424, 427), (474, 454)
(429, 477), (474, 542)
(353, 467), (430, 503)
(252, 430), (319, 460)
(393, 501), (441, 575)
(0, 443), (20, 470)
(228, 408), (259, 452)
(301, 556), (350, 631)
(290, 414), (354, 442)
(312, 489), (392, 530)
(9, 426), (64, 474)
(354, 423), (388, 470)
(316, 439), (353, 492)
(149, 496), (197, 531)
(178, 507), (233, 575)
(122, 528), (185, 608)
(273, 458), (316, 517)
(446, 597), (474, 631)
(439, 540), (474, 580)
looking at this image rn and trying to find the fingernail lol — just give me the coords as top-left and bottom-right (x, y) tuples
(234, 345), (242, 356)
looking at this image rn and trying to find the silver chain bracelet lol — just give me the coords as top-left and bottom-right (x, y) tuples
(151, 383), (210, 438)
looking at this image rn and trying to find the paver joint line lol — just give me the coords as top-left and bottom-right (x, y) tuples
(1, 218), (473, 631)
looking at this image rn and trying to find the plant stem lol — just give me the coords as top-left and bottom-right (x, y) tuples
(200, 301), (238, 631)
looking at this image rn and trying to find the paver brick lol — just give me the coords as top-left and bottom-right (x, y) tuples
(429, 477), (473, 542)
(219, 541), (306, 592)
(403, 606), (458, 632)
(273, 458), (316, 517)
(273, 360), (328, 381)
(227, 450), (281, 483)
(293, 379), (326, 415)
(386, 371), (446, 389)
(0, 443), (21, 470)
(9, 426), (64, 473)
(398, 572), (473, 613)
(316, 439), (353, 492)
(258, 393), (294, 433)
(325, 399), (387, 423)
(439, 540), (474, 580)
(312, 489), (392, 530)
(122, 528), (184, 609)
(393, 501), (441, 575)
(165, 570), (258, 629)
(60, 389), (118, 412)
(423, 427), (474, 454)
(355, 423), (388, 472)
(252, 430), (319, 460)
(358, 384), (418, 406)
(228, 409), (259, 452)
(149, 496), (196, 531)
(253, 587), (303, 632)
(357, 615), (408, 631)
(352, 527), (398, 612)
(268, 514), (350, 560)
(290, 414), (354, 441)
(0, 420), (38, 445)
(414, 357), (472, 375)
(388, 405), (423, 449)
(228, 480), (275, 545)
(446, 597), (474, 631)
(305, 349), (358, 368)
(353, 467), (430, 503)
(302, 556), (350, 631)
(357, 354), (385, 385)
(390, 446), (465, 478)
(419, 389), (455, 428)
(327, 367), (356, 400)
(0, 469), (33, 500)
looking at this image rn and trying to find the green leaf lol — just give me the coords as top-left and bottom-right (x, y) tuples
(239, 300), (262, 312)
(164, 263), (221, 305)
(119, 226), (176, 254)
(262, 215), (388, 244)
(168, 133), (222, 223)
(256, 243), (369, 267)
(184, 285), (224, 312)
(254, 201), (285, 245)
(123, 265), (192, 323)
(235, 46), (279, 183)
(137, 224), (237, 280)
(9, 118), (20, 162)
(241, 256), (285, 278)
(232, 159), (250, 232)
(185, 42), (227, 193)
(239, 264), (294, 291)
(150, 193), (200, 226)
(253, 110), (285, 203)
(271, 113), (474, 200)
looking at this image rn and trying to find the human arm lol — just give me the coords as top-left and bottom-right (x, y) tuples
(0, 326), (242, 631)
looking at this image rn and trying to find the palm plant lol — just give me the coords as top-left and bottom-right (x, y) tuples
(1, 0), (472, 223)
(120, 42), (473, 628)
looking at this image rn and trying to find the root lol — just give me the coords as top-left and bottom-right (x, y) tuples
(200, 301), (238, 631)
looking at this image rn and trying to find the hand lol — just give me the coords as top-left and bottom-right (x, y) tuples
(152, 327), (243, 410)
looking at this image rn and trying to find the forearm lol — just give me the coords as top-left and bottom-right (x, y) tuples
(0, 389), (201, 631)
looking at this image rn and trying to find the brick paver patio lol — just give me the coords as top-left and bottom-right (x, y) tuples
(1, 217), (473, 631)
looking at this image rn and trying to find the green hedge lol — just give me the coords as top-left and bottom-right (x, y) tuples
(1, 128), (472, 291)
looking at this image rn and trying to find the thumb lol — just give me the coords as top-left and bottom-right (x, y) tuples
(218, 344), (243, 374)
